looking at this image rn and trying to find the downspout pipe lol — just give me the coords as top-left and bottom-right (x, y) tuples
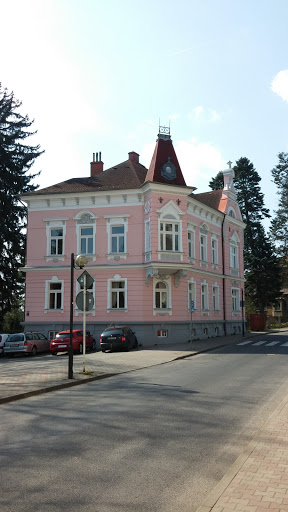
(221, 213), (227, 336)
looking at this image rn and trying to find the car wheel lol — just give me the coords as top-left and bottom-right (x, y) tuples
(31, 345), (37, 356)
(101, 349), (106, 353)
(78, 343), (83, 354)
(91, 340), (96, 351)
(134, 338), (138, 349)
(52, 352), (57, 356)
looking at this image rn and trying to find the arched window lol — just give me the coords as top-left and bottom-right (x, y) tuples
(155, 282), (167, 309)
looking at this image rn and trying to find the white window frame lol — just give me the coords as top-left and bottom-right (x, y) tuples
(45, 278), (64, 312)
(104, 215), (130, 260)
(200, 232), (208, 262)
(212, 284), (220, 311)
(144, 218), (151, 261)
(43, 217), (68, 262)
(232, 288), (240, 312)
(230, 242), (239, 269)
(201, 280), (209, 311)
(188, 227), (195, 260)
(153, 278), (172, 315)
(211, 236), (218, 265)
(74, 212), (98, 261)
(188, 278), (197, 310)
(107, 276), (127, 311)
(228, 207), (236, 218)
(159, 220), (180, 252)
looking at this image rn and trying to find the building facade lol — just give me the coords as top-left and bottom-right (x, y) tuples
(21, 128), (245, 346)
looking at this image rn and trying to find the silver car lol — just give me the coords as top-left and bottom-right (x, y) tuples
(4, 332), (50, 356)
(0, 334), (9, 356)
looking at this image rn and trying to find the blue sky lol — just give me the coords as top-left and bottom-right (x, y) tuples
(1, 0), (288, 229)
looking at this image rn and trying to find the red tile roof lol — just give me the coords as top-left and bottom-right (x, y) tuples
(191, 189), (227, 212)
(25, 160), (148, 196)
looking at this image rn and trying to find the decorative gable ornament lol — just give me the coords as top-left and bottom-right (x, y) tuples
(161, 157), (177, 180)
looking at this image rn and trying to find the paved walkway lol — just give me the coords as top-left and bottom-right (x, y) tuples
(1, 329), (288, 512)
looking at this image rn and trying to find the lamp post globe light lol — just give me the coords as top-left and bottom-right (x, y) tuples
(75, 254), (88, 269)
(68, 253), (88, 379)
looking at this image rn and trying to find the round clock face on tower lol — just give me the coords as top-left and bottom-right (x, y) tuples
(144, 200), (151, 214)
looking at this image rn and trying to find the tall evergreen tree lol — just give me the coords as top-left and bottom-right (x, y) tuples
(270, 152), (288, 285)
(209, 157), (282, 313)
(270, 152), (288, 259)
(209, 171), (224, 190)
(0, 84), (43, 330)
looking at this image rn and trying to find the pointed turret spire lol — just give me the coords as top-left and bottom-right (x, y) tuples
(145, 126), (186, 186)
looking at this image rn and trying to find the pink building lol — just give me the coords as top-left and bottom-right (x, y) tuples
(21, 128), (245, 346)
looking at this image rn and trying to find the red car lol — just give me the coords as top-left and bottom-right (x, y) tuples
(50, 330), (96, 355)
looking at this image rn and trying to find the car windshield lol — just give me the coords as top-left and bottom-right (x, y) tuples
(56, 333), (70, 339)
(103, 329), (123, 336)
(7, 334), (24, 342)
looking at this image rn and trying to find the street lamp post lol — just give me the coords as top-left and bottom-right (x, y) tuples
(68, 253), (88, 379)
(68, 253), (75, 379)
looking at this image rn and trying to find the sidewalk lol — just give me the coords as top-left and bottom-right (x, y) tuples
(196, 392), (288, 512)
(1, 329), (288, 512)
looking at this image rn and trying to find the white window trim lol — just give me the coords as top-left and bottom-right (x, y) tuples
(211, 236), (219, 265)
(212, 283), (220, 311)
(232, 287), (240, 312)
(159, 218), (182, 252)
(44, 218), (67, 262)
(188, 226), (195, 261)
(153, 277), (172, 316)
(230, 242), (239, 269)
(104, 215), (130, 260)
(74, 212), (98, 261)
(44, 277), (64, 313)
(144, 217), (151, 262)
(200, 233), (208, 263)
(188, 278), (197, 310)
(107, 275), (128, 312)
(201, 280), (209, 312)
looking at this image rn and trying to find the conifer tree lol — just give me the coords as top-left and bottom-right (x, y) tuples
(270, 152), (288, 282)
(209, 171), (224, 190)
(209, 157), (282, 313)
(0, 84), (43, 330)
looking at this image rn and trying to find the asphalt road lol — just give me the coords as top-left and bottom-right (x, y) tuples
(1, 331), (288, 512)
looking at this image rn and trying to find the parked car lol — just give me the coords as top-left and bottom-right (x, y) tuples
(0, 334), (9, 356)
(100, 326), (138, 352)
(3, 332), (50, 356)
(50, 330), (96, 355)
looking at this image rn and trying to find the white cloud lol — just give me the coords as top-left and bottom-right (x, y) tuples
(209, 109), (221, 122)
(175, 139), (225, 189)
(193, 106), (203, 119)
(168, 113), (179, 120)
(188, 106), (222, 122)
(271, 70), (288, 103)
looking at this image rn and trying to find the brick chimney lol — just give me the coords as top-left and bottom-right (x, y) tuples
(91, 152), (104, 176)
(128, 151), (139, 164)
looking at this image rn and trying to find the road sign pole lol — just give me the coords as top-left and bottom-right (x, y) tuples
(83, 273), (86, 373)
(190, 300), (194, 342)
